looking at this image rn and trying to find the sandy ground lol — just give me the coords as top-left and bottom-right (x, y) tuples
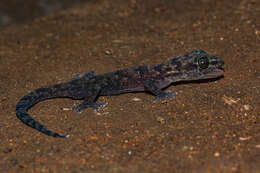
(0, 0), (259, 172)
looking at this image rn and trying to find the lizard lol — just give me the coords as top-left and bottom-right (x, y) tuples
(16, 49), (224, 138)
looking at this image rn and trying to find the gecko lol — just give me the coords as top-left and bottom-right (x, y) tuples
(16, 49), (224, 138)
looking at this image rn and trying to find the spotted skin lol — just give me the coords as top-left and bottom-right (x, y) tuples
(16, 49), (224, 138)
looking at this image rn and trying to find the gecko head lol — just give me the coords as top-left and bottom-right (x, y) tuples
(169, 49), (224, 80)
(193, 49), (224, 79)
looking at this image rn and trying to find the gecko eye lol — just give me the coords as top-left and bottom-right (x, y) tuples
(198, 57), (209, 69)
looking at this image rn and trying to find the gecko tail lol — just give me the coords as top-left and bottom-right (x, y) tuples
(16, 87), (70, 138)
(16, 108), (70, 138)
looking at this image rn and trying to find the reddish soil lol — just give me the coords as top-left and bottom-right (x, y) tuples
(0, 0), (259, 172)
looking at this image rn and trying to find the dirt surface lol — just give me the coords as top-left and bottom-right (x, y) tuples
(0, 0), (88, 25)
(0, 0), (259, 172)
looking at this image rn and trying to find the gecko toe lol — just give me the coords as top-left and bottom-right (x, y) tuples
(90, 102), (105, 110)
(71, 105), (85, 113)
(72, 73), (81, 79)
(72, 102), (105, 112)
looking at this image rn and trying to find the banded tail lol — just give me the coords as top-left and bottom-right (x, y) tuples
(16, 86), (70, 138)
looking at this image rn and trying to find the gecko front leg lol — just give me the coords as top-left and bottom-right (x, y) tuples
(72, 70), (96, 79)
(144, 80), (176, 102)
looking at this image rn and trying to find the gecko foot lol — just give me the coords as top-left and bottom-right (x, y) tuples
(72, 70), (96, 79)
(89, 102), (105, 110)
(72, 73), (82, 79)
(152, 90), (177, 102)
(71, 101), (105, 113)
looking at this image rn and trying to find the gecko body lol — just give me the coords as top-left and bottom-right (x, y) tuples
(16, 49), (224, 138)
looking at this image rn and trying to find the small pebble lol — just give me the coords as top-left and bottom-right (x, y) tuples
(156, 116), (165, 124)
(105, 50), (113, 55)
(62, 107), (71, 111)
(243, 104), (251, 111)
(214, 152), (220, 157)
(239, 136), (251, 141)
(132, 97), (141, 101)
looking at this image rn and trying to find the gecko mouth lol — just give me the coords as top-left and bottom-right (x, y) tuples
(204, 69), (224, 76)
(202, 65), (224, 78)
(203, 59), (224, 77)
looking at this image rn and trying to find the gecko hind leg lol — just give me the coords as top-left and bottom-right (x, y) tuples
(72, 101), (105, 113)
(152, 90), (177, 102)
(71, 85), (104, 113)
(144, 79), (177, 102)
(72, 70), (96, 79)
